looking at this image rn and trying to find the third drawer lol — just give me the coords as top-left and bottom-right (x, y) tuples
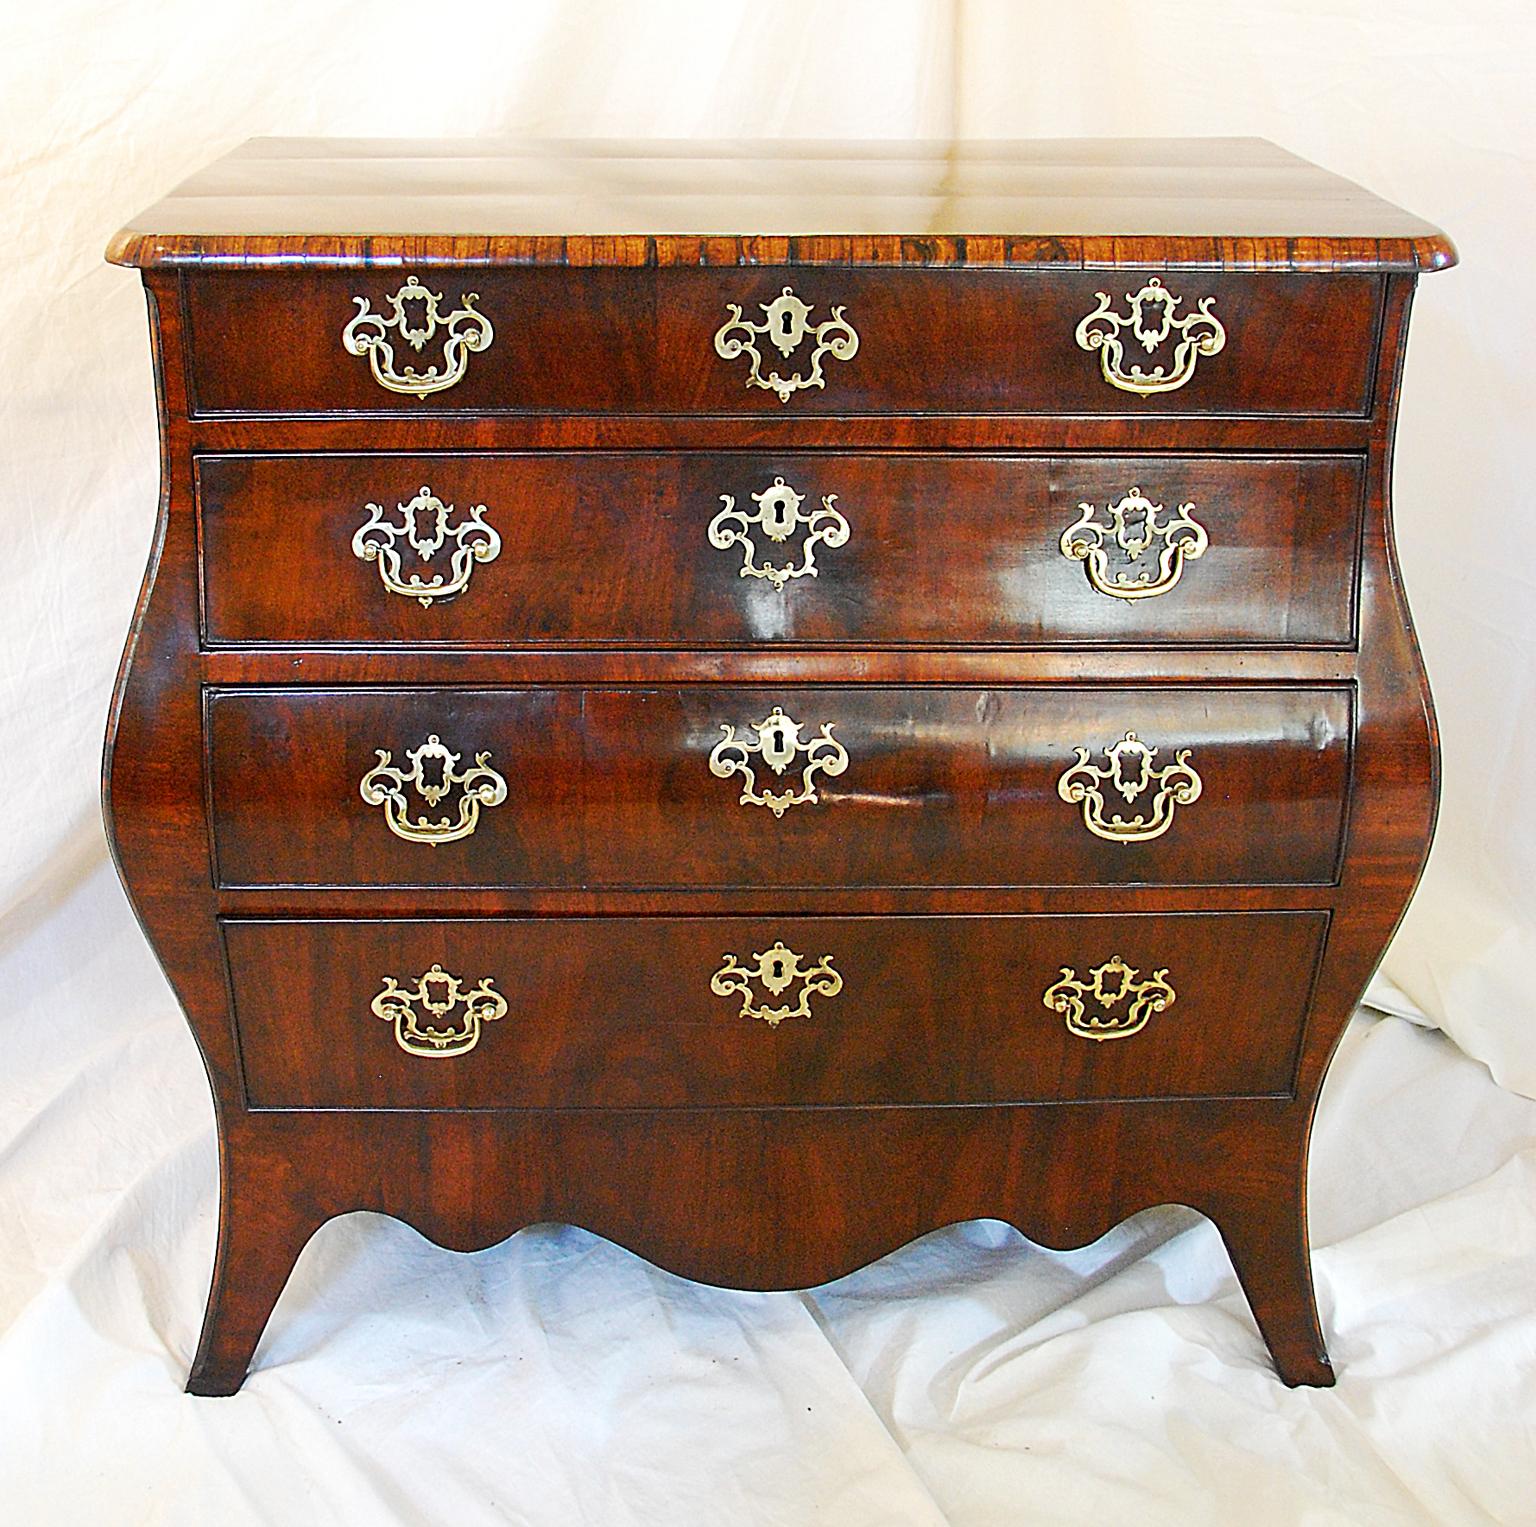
(207, 683), (1353, 890)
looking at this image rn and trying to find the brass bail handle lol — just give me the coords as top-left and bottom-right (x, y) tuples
(1059, 487), (1209, 602)
(1074, 277), (1226, 397)
(358, 732), (509, 844)
(371, 963), (510, 1058)
(341, 276), (494, 399)
(1043, 955), (1176, 1041)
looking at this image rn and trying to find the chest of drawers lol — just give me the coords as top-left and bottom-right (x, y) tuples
(104, 137), (1453, 1395)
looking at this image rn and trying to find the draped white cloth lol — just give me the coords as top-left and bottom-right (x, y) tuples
(3, 1), (1535, 1518)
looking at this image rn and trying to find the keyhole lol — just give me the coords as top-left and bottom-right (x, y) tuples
(780, 310), (794, 338)
(771, 959), (784, 980)
(771, 500), (786, 530)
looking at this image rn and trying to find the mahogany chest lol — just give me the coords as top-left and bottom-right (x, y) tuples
(104, 138), (1453, 1394)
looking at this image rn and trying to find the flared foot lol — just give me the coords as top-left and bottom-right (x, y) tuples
(1216, 1194), (1334, 1387)
(186, 1148), (323, 1396)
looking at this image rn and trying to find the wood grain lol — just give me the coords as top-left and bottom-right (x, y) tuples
(180, 267), (1384, 417)
(197, 451), (1364, 650)
(101, 142), (1446, 1396)
(204, 684), (1353, 891)
(224, 911), (1329, 1110)
(106, 136), (1455, 272)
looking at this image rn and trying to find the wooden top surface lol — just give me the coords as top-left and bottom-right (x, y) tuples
(107, 137), (1455, 273)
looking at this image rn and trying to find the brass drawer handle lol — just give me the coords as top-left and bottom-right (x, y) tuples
(709, 706), (849, 817)
(1060, 487), (1208, 601)
(1075, 277), (1226, 397)
(1043, 955), (1175, 1042)
(708, 475), (850, 590)
(341, 275), (494, 399)
(1057, 731), (1203, 843)
(711, 940), (842, 1027)
(352, 485), (501, 607)
(359, 733), (508, 844)
(372, 963), (508, 1057)
(713, 285), (859, 403)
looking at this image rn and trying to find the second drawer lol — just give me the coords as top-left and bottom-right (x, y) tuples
(207, 684), (1352, 890)
(197, 453), (1364, 649)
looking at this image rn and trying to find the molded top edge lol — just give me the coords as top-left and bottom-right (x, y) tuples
(107, 136), (1457, 273)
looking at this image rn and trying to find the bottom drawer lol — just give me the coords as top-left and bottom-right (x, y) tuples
(225, 912), (1327, 1111)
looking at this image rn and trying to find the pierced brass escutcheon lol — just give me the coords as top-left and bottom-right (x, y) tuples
(710, 940), (843, 1027)
(1059, 486), (1208, 601)
(1042, 955), (1176, 1042)
(359, 733), (509, 845)
(713, 286), (859, 403)
(708, 706), (849, 817)
(371, 963), (509, 1058)
(352, 485), (502, 606)
(1057, 731), (1203, 843)
(341, 275), (494, 399)
(708, 475), (851, 591)
(1074, 277), (1226, 397)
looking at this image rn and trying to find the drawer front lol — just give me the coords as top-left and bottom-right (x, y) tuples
(198, 452), (1363, 649)
(225, 911), (1326, 1110)
(207, 685), (1352, 890)
(183, 268), (1382, 417)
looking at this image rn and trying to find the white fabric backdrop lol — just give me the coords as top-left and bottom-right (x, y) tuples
(4, 1), (1536, 1519)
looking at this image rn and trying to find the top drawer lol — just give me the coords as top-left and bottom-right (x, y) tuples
(181, 268), (1384, 419)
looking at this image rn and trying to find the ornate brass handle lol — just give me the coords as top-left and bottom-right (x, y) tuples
(341, 276), (494, 399)
(711, 940), (843, 1027)
(359, 733), (508, 844)
(372, 963), (508, 1057)
(352, 486), (501, 607)
(1043, 955), (1175, 1042)
(1074, 278), (1226, 397)
(1060, 487), (1208, 601)
(1057, 731), (1202, 843)
(708, 706), (849, 817)
(713, 286), (859, 403)
(708, 476), (850, 590)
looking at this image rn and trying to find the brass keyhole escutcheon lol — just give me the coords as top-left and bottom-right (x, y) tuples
(712, 285), (860, 402)
(708, 705), (850, 817)
(711, 941), (843, 1028)
(708, 476), (850, 592)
